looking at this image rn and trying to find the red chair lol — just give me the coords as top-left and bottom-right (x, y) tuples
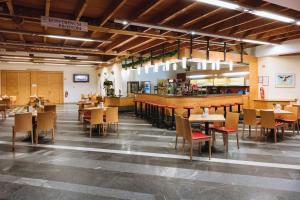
(212, 112), (240, 152)
(181, 117), (212, 160)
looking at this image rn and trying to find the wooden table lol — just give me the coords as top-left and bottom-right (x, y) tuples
(256, 109), (292, 117)
(189, 114), (225, 151)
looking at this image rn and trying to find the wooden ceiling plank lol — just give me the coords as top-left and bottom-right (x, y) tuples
(75, 0), (89, 21)
(44, 0), (51, 43)
(98, 0), (166, 50)
(80, 0), (127, 47)
(6, 0), (14, 16)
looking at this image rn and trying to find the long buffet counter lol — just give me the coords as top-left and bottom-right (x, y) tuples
(135, 94), (249, 108)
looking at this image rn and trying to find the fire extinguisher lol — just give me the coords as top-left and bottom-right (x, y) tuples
(65, 91), (69, 98)
(260, 87), (265, 100)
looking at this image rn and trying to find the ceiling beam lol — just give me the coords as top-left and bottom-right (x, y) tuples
(44, 0), (51, 43)
(80, 0), (127, 47)
(102, 0), (166, 52)
(6, 0), (14, 15)
(105, 1), (199, 53)
(64, 0), (89, 45)
(75, 0), (89, 21)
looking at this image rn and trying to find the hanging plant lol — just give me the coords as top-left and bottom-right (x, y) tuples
(122, 50), (178, 69)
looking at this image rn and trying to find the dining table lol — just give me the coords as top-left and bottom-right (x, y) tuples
(189, 114), (225, 152)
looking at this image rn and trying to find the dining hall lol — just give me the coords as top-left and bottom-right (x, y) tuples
(0, 0), (300, 199)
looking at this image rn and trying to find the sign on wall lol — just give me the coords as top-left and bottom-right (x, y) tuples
(41, 16), (88, 32)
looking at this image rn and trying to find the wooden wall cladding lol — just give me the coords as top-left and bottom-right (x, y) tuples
(1, 70), (64, 105)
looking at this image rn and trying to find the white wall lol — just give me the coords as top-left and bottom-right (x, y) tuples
(0, 63), (97, 103)
(258, 55), (300, 99)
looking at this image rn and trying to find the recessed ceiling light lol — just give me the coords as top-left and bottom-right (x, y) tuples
(250, 10), (295, 23)
(196, 0), (240, 10)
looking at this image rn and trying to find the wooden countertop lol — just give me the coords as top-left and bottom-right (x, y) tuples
(254, 99), (295, 102)
(135, 93), (245, 98)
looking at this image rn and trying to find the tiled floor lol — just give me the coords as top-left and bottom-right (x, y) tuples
(0, 104), (299, 200)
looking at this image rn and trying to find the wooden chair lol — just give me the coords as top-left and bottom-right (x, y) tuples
(105, 107), (119, 135)
(0, 103), (6, 120)
(260, 110), (285, 143)
(181, 117), (212, 160)
(36, 112), (55, 144)
(44, 104), (56, 112)
(242, 109), (260, 140)
(212, 112), (240, 152)
(85, 109), (105, 138)
(175, 115), (185, 150)
(12, 113), (33, 151)
(279, 106), (299, 136)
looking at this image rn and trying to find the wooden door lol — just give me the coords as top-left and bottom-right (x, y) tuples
(5, 72), (19, 97)
(36, 72), (49, 101)
(48, 72), (63, 104)
(17, 72), (31, 105)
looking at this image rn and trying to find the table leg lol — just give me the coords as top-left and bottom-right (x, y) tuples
(171, 108), (175, 130)
(238, 105), (241, 113)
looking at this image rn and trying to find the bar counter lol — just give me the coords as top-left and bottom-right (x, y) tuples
(135, 93), (249, 108)
(254, 99), (295, 109)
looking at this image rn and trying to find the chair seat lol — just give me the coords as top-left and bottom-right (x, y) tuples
(214, 126), (237, 133)
(279, 118), (297, 123)
(192, 131), (211, 140)
(275, 122), (284, 127)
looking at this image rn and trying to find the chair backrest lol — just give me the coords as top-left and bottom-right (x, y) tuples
(192, 108), (203, 115)
(243, 108), (257, 125)
(260, 110), (275, 129)
(91, 95), (97, 102)
(14, 112), (32, 132)
(215, 108), (224, 115)
(106, 107), (119, 123)
(44, 105), (56, 112)
(284, 106), (298, 120)
(181, 117), (192, 142)
(90, 109), (104, 124)
(175, 115), (184, 137)
(225, 112), (239, 131)
(37, 112), (55, 130)
(0, 104), (6, 111)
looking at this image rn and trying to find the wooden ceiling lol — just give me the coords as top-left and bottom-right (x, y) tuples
(0, 0), (299, 61)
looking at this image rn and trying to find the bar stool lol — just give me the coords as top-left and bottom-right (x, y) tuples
(236, 103), (244, 113)
(200, 105), (211, 112)
(158, 104), (166, 128)
(151, 103), (159, 126)
(183, 106), (194, 118)
(211, 105), (219, 112)
(167, 106), (176, 130)
(133, 100), (138, 116)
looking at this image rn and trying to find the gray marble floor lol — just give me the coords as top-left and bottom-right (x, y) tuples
(0, 104), (299, 200)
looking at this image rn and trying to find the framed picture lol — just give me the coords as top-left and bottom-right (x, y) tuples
(275, 73), (295, 88)
(262, 76), (269, 86)
(258, 76), (263, 83)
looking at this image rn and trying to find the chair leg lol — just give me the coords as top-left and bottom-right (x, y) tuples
(89, 125), (92, 138)
(198, 141), (202, 153)
(208, 139), (212, 160)
(190, 142), (193, 161)
(242, 124), (245, 139)
(292, 123), (295, 136)
(52, 129), (55, 144)
(236, 132), (240, 149)
(274, 128), (277, 143)
(31, 131), (34, 144)
(175, 136), (178, 150)
(297, 121), (300, 135)
(225, 134), (229, 152)
(35, 130), (39, 145)
(249, 125), (251, 138)
(282, 127), (285, 141)
(182, 139), (185, 153)
(222, 133), (226, 146)
(12, 128), (16, 151)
